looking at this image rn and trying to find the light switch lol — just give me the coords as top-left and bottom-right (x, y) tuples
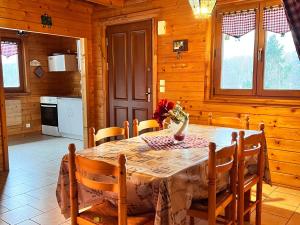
(158, 21), (166, 35)
(160, 80), (165, 86)
(160, 86), (165, 93)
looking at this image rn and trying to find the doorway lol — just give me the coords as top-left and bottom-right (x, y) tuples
(0, 28), (86, 167)
(107, 20), (153, 128)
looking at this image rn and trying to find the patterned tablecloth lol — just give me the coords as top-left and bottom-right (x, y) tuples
(56, 124), (270, 225)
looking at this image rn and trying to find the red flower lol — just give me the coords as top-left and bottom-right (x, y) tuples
(153, 99), (175, 127)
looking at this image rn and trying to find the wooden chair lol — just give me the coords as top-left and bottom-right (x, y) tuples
(132, 119), (160, 137)
(208, 113), (250, 130)
(237, 126), (265, 225)
(187, 132), (238, 225)
(68, 143), (154, 225)
(88, 121), (129, 147)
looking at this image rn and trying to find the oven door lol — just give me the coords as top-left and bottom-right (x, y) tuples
(41, 104), (58, 127)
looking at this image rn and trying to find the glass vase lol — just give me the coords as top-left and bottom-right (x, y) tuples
(174, 117), (189, 142)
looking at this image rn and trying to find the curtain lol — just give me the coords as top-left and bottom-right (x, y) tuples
(1, 41), (18, 58)
(222, 11), (256, 38)
(263, 7), (290, 34)
(282, 0), (300, 59)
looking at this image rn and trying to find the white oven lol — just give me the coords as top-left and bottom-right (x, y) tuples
(40, 96), (61, 136)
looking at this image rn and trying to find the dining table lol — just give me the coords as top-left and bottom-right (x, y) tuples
(56, 124), (271, 225)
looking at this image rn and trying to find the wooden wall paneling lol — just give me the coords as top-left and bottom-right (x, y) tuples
(0, 37), (9, 171)
(91, 0), (300, 189)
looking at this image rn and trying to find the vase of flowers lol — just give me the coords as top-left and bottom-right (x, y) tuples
(154, 99), (189, 142)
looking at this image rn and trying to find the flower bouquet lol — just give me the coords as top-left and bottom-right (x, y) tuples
(154, 99), (189, 141)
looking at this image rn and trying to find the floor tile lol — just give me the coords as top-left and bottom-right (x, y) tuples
(1, 184), (34, 197)
(276, 187), (300, 197)
(262, 198), (297, 219)
(0, 219), (8, 225)
(250, 211), (288, 225)
(16, 220), (39, 225)
(267, 191), (300, 207)
(0, 194), (37, 210)
(287, 212), (300, 225)
(0, 206), (9, 215)
(28, 196), (60, 212)
(31, 207), (67, 225)
(0, 205), (42, 224)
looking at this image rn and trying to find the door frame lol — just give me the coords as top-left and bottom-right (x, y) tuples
(99, 9), (160, 127)
(0, 31), (91, 172)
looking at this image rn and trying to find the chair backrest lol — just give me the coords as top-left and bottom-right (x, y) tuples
(237, 125), (265, 188)
(133, 119), (160, 137)
(207, 132), (238, 215)
(88, 121), (129, 147)
(68, 144), (127, 225)
(238, 124), (265, 173)
(208, 113), (250, 130)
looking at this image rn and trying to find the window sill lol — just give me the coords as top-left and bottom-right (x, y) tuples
(205, 95), (300, 107)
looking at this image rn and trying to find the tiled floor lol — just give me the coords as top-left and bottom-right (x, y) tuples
(0, 135), (83, 225)
(0, 135), (300, 225)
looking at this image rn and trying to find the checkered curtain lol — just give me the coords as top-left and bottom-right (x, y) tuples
(1, 41), (18, 58)
(283, 0), (300, 59)
(222, 11), (256, 38)
(263, 7), (290, 34)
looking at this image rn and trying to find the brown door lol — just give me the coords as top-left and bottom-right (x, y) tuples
(107, 20), (153, 128)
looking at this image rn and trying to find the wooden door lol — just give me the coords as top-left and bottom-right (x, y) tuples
(107, 20), (153, 128)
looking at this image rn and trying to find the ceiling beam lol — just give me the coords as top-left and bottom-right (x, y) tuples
(85, 0), (124, 7)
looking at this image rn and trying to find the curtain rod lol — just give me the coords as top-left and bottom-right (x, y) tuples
(264, 4), (283, 10)
(220, 8), (257, 15)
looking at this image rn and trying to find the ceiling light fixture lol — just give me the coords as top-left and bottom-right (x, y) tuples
(188, 0), (217, 18)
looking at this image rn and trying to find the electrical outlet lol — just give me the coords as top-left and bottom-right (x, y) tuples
(26, 123), (31, 128)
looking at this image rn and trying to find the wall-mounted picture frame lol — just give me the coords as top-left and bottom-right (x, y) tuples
(173, 39), (188, 52)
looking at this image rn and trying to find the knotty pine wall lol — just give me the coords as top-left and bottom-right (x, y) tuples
(0, 0), (94, 171)
(92, 0), (300, 189)
(2, 29), (81, 137)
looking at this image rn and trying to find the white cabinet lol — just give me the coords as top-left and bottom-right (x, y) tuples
(57, 98), (83, 140)
(48, 54), (78, 72)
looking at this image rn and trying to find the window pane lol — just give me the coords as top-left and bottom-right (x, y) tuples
(221, 31), (255, 89)
(1, 42), (21, 88)
(264, 31), (300, 90)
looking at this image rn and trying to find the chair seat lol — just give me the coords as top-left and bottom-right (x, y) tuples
(190, 190), (232, 211)
(79, 201), (154, 225)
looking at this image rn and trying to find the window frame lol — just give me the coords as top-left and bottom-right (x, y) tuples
(1, 37), (25, 93)
(212, 0), (300, 99)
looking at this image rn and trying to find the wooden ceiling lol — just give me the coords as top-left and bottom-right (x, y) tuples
(84, 0), (124, 7)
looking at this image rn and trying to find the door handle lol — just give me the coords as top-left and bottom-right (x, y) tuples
(145, 88), (151, 102)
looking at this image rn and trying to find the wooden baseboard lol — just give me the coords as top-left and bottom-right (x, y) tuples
(8, 131), (42, 140)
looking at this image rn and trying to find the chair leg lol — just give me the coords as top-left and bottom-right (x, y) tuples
(238, 192), (244, 225)
(232, 199), (237, 225)
(256, 183), (263, 225)
(244, 189), (251, 222)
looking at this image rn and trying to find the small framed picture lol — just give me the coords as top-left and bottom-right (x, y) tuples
(173, 39), (188, 52)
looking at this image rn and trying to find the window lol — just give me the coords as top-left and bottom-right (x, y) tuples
(1, 38), (25, 93)
(213, 1), (300, 98)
